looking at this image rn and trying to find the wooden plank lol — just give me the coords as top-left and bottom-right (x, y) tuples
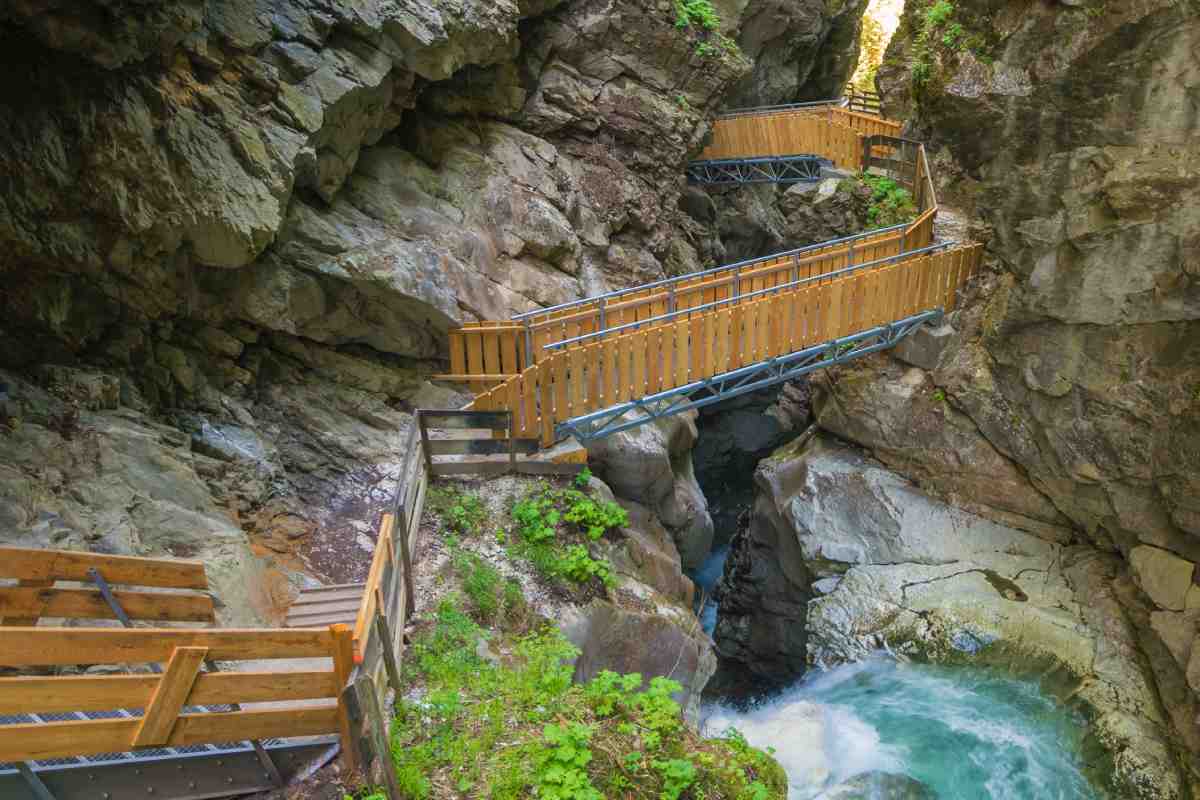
(0, 705), (340, 763)
(352, 513), (392, 655)
(290, 587), (364, 606)
(0, 586), (215, 623)
(0, 670), (339, 715)
(132, 646), (208, 747)
(287, 598), (363, 618)
(1, 578), (51, 627)
(675, 320), (689, 386)
(424, 438), (539, 456)
(569, 345), (585, 415)
(0, 628), (334, 666)
(482, 331), (501, 377)
(449, 331), (466, 377)
(632, 335), (646, 399)
(466, 332), (484, 377)
(552, 353), (568, 425)
(331, 623), (358, 773)
(521, 367), (538, 437)
(0, 547), (207, 590)
(539, 357), (555, 446)
(286, 610), (360, 628)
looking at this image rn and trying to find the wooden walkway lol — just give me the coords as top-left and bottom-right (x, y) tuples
(443, 103), (977, 446)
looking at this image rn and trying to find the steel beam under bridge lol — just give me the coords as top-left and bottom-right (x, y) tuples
(556, 310), (942, 443)
(0, 736), (337, 800)
(686, 154), (830, 185)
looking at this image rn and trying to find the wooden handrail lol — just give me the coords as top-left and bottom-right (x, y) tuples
(470, 244), (982, 445)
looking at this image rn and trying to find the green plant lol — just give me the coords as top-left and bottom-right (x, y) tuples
(534, 723), (603, 800)
(391, 603), (787, 799)
(932, 388), (946, 402)
(573, 466), (593, 489)
(942, 21), (964, 48)
(514, 495), (560, 544)
(859, 174), (918, 227)
(674, 0), (720, 31)
(563, 495), (628, 540)
(454, 550), (502, 622)
(653, 758), (697, 800)
(557, 545), (615, 587)
(429, 487), (487, 537)
(925, 0), (955, 26)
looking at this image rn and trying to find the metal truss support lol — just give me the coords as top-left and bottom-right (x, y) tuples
(556, 310), (942, 443)
(686, 154), (830, 185)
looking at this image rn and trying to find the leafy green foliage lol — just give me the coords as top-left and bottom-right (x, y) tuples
(563, 495), (628, 540)
(925, 0), (955, 27)
(674, 0), (720, 31)
(509, 486), (622, 591)
(428, 487), (486, 537)
(859, 174), (918, 227)
(391, 604), (787, 799)
(573, 466), (593, 489)
(453, 549), (502, 622)
(653, 758), (697, 800)
(535, 723), (603, 800)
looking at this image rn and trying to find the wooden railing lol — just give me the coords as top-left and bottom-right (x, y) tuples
(441, 227), (911, 383)
(470, 243), (983, 444)
(0, 548), (356, 772)
(846, 89), (882, 116)
(0, 627), (351, 762)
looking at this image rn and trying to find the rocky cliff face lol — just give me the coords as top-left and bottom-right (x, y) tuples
(0, 0), (871, 614)
(714, 0), (1200, 794)
(722, 0), (868, 106)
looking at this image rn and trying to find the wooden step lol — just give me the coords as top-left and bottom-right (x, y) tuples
(285, 584), (365, 628)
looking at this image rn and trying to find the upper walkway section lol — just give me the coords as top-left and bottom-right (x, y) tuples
(437, 98), (977, 445)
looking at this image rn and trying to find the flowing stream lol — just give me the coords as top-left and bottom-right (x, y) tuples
(690, 543), (730, 635)
(704, 657), (1099, 799)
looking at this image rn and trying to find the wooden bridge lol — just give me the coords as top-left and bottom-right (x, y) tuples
(442, 102), (979, 446)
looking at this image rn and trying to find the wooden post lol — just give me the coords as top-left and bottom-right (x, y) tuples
(331, 623), (359, 775)
(131, 646), (207, 747)
(416, 411), (433, 474)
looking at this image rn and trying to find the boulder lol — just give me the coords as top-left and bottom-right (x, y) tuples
(1130, 546), (1195, 612)
(569, 599), (715, 725)
(587, 410), (714, 570)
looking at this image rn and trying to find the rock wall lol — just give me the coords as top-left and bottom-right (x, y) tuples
(712, 2), (1200, 794)
(722, 0), (869, 107)
(715, 432), (1188, 799)
(0, 0), (771, 598)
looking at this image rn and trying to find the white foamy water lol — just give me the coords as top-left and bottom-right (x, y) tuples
(703, 657), (1098, 799)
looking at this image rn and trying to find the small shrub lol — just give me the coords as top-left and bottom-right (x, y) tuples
(557, 545), (615, 588)
(563, 495), (628, 540)
(534, 722), (603, 800)
(653, 758), (698, 800)
(674, 0), (720, 31)
(454, 550), (502, 622)
(925, 0), (955, 26)
(859, 174), (918, 227)
(429, 487), (487, 537)
(573, 466), (593, 489)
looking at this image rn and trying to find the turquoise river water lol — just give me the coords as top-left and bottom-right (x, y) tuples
(704, 656), (1100, 799)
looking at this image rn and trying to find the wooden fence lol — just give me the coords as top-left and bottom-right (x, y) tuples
(470, 244), (983, 444)
(0, 548), (356, 772)
(441, 228), (909, 382)
(846, 90), (882, 116)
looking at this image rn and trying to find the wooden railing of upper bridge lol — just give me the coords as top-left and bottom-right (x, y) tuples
(441, 105), (938, 392)
(470, 242), (981, 445)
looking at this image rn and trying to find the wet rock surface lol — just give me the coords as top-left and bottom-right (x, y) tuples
(713, 431), (1191, 799)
